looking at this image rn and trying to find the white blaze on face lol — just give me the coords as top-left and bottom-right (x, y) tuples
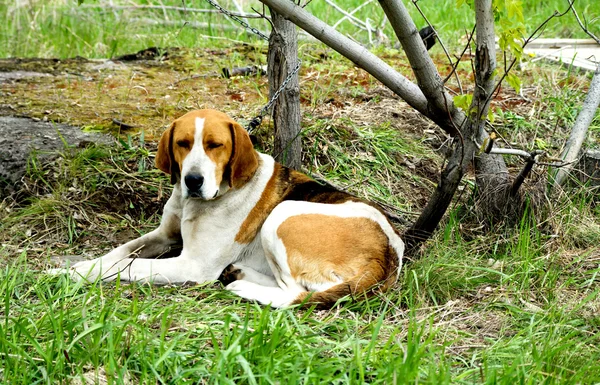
(180, 117), (220, 200)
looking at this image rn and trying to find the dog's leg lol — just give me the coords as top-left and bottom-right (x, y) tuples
(74, 254), (224, 285)
(226, 280), (302, 308)
(67, 192), (183, 281)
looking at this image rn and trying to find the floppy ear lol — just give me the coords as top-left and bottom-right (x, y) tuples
(227, 122), (258, 189)
(155, 122), (179, 184)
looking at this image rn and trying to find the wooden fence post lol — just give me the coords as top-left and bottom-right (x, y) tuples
(267, 9), (302, 170)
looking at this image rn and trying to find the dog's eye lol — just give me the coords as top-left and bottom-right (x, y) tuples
(176, 139), (190, 149)
(207, 142), (223, 149)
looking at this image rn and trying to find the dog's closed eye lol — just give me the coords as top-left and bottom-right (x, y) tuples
(207, 142), (223, 149)
(177, 139), (191, 149)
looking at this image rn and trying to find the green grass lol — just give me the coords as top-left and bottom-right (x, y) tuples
(0, 133), (598, 383)
(1, 0), (598, 58)
(1, 0), (600, 383)
(2, 208), (599, 383)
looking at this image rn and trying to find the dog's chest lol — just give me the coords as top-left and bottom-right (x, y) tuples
(179, 187), (263, 246)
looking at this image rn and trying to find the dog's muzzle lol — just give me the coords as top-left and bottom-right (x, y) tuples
(184, 174), (204, 198)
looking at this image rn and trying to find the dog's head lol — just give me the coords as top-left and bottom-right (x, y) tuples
(155, 109), (258, 200)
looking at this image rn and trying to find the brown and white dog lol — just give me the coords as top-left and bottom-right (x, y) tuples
(68, 109), (404, 308)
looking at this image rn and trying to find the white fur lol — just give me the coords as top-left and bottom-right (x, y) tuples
(69, 154), (276, 285)
(180, 117), (220, 200)
(64, 139), (404, 308)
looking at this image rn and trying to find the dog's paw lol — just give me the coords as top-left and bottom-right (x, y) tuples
(45, 267), (69, 276)
(68, 259), (105, 282)
(224, 279), (249, 295)
(218, 264), (245, 286)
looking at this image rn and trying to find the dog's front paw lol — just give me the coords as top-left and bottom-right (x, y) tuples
(69, 259), (105, 282)
(224, 279), (248, 295)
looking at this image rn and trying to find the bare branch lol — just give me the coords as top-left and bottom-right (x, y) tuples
(479, 1), (575, 122)
(488, 148), (537, 159)
(443, 26), (476, 85)
(377, 0), (456, 123)
(568, 0), (600, 44)
(324, 0), (373, 32)
(510, 150), (545, 196)
(332, 0), (374, 30)
(411, 0), (463, 93)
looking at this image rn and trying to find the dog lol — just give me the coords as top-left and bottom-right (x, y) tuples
(67, 109), (404, 308)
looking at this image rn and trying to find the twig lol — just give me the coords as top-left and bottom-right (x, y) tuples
(112, 119), (135, 130)
(412, 0), (463, 94)
(510, 150), (545, 196)
(478, 1), (575, 123)
(332, 0), (374, 30)
(230, 0), (246, 17)
(568, 0), (600, 44)
(487, 147), (536, 159)
(323, 0), (373, 32)
(443, 26), (475, 86)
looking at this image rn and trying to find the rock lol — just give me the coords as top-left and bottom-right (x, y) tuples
(0, 71), (52, 82)
(0, 116), (113, 194)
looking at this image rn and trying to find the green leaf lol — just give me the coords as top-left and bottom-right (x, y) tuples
(454, 94), (473, 112)
(506, 0), (524, 23)
(487, 108), (496, 124)
(506, 72), (522, 94)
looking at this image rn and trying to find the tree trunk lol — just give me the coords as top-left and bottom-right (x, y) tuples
(268, 9), (302, 170)
(551, 63), (600, 188)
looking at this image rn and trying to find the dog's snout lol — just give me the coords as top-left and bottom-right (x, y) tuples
(184, 174), (204, 192)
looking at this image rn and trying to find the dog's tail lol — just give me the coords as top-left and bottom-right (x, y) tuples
(290, 242), (402, 310)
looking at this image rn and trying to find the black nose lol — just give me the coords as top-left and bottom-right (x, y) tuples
(184, 174), (204, 192)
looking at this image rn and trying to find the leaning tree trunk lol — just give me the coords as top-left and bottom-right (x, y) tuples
(268, 9), (302, 170)
(551, 63), (600, 189)
(378, 0), (508, 249)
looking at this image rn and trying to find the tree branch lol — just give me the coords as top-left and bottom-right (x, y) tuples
(377, 0), (461, 133)
(257, 0), (432, 121)
(411, 0), (463, 94)
(568, 0), (600, 44)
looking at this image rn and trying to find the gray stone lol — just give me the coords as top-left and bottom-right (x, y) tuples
(0, 116), (113, 192)
(0, 71), (51, 82)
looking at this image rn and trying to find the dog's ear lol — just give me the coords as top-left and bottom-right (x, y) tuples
(155, 122), (179, 184)
(227, 121), (258, 189)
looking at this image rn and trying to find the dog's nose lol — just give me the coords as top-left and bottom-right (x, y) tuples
(184, 174), (204, 192)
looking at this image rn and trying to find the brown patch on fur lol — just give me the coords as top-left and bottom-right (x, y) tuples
(235, 164), (363, 244)
(276, 214), (398, 309)
(235, 163), (283, 243)
(227, 121), (258, 189)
